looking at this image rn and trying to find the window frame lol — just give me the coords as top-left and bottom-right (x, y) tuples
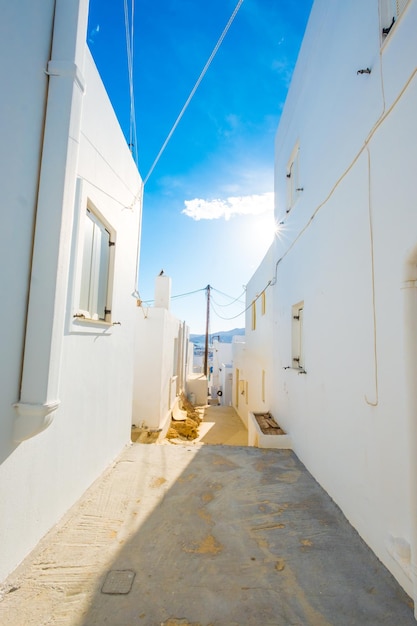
(286, 142), (301, 213)
(76, 203), (115, 324)
(291, 301), (305, 370)
(251, 300), (257, 331)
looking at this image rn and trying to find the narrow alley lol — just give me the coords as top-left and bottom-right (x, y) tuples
(0, 406), (413, 625)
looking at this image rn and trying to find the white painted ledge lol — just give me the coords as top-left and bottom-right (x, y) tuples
(46, 60), (86, 93)
(248, 411), (293, 449)
(13, 400), (60, 442)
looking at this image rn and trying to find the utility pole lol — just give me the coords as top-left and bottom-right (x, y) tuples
(204, 284), (210, 377)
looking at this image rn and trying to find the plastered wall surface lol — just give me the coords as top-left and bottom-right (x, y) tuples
(0, 1), (142, 581)
(242, 0), (417, 597)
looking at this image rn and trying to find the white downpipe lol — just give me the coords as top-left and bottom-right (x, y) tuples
(14, 0), (90, 442)
(402, 256), (417, 619)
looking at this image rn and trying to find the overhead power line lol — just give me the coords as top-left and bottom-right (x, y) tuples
(141, 287), (206, 305)
(211, 286), (246, 307)
(124, 0), (138, 165)
(210, 297), (248, 321)
(141, 280), (275, 327)
(143, 0), (245, 186)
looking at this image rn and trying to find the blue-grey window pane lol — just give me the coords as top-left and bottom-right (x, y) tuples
(79, 212), (94, 311)
(97, 224), (110, 320)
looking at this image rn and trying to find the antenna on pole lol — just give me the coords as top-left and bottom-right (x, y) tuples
(204, 285), (211, 378)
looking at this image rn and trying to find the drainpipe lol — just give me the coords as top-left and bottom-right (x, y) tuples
(402, 255), (417, 618)
(13, 0), (89, 442)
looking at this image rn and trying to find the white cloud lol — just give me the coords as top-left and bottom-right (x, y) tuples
(272, 57), (293, 87)
(88, 24), (100, 44)
(182, 192), (274, 221)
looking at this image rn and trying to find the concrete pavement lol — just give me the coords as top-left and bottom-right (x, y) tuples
(0, 435), (414, 625)
(184, 404), (248, 446)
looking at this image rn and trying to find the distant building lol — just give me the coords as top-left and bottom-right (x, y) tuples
(236, 0), (417, 613)
(211, 339), (233, 406)
(0, 0), (142, 580)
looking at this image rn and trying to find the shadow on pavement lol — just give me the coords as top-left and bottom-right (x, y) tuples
(77, 445), (414, 626)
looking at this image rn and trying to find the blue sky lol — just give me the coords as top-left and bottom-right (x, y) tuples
(87, 0), (313, 334)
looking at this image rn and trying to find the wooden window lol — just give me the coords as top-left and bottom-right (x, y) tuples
(251, 300), (257, 330)
(292, 301), (305, 370)
(286, 142), (301, 213)
(79, 207), (114, 322)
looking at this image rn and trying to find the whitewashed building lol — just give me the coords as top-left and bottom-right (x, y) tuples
(237, 0), (417, 612)
(132, 274), (191, 436)
(0, 0), (142, 581)
(211, 339), (233, 406)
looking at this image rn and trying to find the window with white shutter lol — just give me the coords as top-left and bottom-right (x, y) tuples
(292, 301), (305, 370)
(286, 142), (301, 213)
(78, 207), (114, 322)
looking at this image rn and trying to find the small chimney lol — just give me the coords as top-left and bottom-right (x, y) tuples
(154, 273), (171, 310)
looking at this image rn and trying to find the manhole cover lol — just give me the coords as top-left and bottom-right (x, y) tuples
(101, 569), (136, 595)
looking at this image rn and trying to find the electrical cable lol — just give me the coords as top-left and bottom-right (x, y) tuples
(171, 287), (207, 300)
(123, 0), (144, 297)
(79, 174), (137, 210)
(270, 65), (417, 292)
(138, 282), (250, 325)
(210, 297), (248, 321)
(210, 281), (271, 322)
(80, 132), (139, 197)
(141, 286), (206, 305)
(211, 293), (245, 308)
(210, 286), (246, 306)
(124, 0), (138, 166)
(142, 0), (245, 186)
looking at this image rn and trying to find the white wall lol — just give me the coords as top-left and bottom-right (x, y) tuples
(59, 46), (142, 499)
(0, 0), (56, 460)
(220, 365), (233, 407)
(133, 295), (189, 434)
(186, 374), (208, 406)
(232, 340), (248, 426)
(235, 246), (275, 424)
(211, 340), (232, 403)
(243, 0), (417, 599)
(0, 1), (142, 581)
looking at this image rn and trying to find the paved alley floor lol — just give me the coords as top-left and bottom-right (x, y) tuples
(0, 443), (414, 626)
(187, 404), (248, 446)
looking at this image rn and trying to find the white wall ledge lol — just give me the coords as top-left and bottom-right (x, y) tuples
(248, 411), (293, 449)
(13, 400), (60, 442)
(46, 60), (86, 93)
